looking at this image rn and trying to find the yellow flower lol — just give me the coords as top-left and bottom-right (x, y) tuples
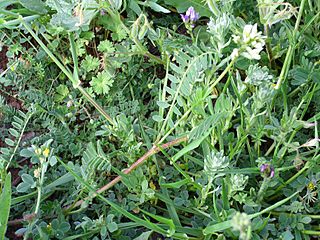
(307, 181), (316, 191)
(43, 148), (50, 158)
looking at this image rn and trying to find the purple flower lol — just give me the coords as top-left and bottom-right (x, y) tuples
(260, 164), (275, 178)
(260, 164), (268, 172)
(186, 7), (199, 22)
(270, 166), (275, 178)
(180, 14), (189, 23)
(180, 6), (199, 23)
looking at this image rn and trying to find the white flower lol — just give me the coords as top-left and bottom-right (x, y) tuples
(243, 24), (254, 43)
(242, 46), (262, 60)
(253, 42), (264, 50)
(231, 48), (240, 60)
(39, 157), (46, 164)
(232, 35), (241, 44)
(243, 23), (264, 44)
(232, 23), (266, 60)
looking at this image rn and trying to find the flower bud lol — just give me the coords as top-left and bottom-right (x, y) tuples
(35, 148), (42, 155)
(34, 168), (41, 178)
(260, 163), (275, 178)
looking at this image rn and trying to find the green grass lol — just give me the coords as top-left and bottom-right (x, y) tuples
(0, 0), (319, 239)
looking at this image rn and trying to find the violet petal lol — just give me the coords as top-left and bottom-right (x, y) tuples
(180, 14), (189, 22)
(260, 164), (267, 172)
(270, 167), (275, 178)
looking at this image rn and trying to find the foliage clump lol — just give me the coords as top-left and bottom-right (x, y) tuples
(0, 0), (319, 239)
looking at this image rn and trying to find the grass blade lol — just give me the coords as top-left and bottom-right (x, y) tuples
(0, 173), (12, 239)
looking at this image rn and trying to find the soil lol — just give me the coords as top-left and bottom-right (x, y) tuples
(0, 45), (23, 109)
(0, 46), (8, 71)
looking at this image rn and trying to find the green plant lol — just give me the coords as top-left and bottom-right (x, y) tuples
(0, 0), (319, 239)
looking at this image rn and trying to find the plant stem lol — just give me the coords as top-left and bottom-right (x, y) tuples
(210, 58), (236, 90)
(249, 191), (299, 219)
(271, 211), (320, 219)
(0, 15), (39, 28)
(65, 136), (188, 210)
(257, 178), (269, 202)
(274, 0), (306, 89)
(6, 111), (33, 170)
(264, 24), (275, 68)
(34, 187), (41, 215)
(301, 230), (320, 235)
(158, 57), (170, 130)
(77, 86), (115, 126)
(23, 162), (46, 240)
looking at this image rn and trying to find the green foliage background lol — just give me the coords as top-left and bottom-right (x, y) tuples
(0, 0), (320, 239)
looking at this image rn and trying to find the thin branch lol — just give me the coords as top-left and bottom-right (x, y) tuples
(7, 213), (36, 226)
(65, 136), (188, 210)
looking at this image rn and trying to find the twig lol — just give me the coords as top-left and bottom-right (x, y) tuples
(65, 136), (188, 210)
(7, 213), (36, 226)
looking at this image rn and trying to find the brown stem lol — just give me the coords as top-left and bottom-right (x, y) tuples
(7, 213), (36, 226)
(65, 136), (188, 211)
